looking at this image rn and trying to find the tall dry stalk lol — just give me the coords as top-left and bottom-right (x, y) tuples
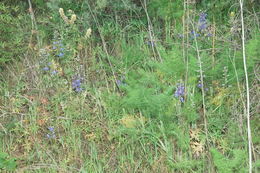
(239, 0), (252, 172)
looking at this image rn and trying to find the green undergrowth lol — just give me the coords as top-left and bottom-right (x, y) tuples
(0, 0), (259, 172)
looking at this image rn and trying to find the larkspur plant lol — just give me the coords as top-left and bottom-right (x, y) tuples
(42, 66), (49, 71)
(174, 83), (185, 103)
(198, 12), (207, 31)
(42, 61), (59, 75)
(46, 127), (56, 139)
(116, 76), (127, 87)
(72, 76), (83, 92)
(51, 70), (58, 75)
(1, 1), (258, 172)
(52, 40), (65, 58)
(197, 81), (209, 91)
(190, 30), (200, 39)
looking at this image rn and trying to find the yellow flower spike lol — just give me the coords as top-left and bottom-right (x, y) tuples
(59, 8), (70, 24)
(59, 7), (77, 25)
(69, 14), (77, 24)
(85, 28), (92, 39)
(230, 12), (235, 17)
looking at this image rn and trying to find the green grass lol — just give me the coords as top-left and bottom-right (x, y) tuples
(0, 0), (260, 172)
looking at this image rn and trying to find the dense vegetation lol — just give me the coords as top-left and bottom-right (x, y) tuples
(0, 0), (259, 172)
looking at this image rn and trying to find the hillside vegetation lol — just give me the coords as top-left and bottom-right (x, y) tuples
(0, 0), (259, 172)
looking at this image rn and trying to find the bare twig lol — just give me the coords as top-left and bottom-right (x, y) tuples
(27, 0), (40, 47)
(191, 24), (208, 146)
(85, 1), (116, 92)
(141, 0), (162, 62)
(239, 0), (253, 172)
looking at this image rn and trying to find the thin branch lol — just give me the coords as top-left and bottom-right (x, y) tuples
(239, 0), (252, 172)
(191, 27), (208, 146)
(141, 0), (162, 62)
(85, 1), (116, 92)
(27, 0), (40, 47)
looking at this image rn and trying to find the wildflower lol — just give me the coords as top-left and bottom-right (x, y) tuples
(51, 70), (58, 75)
(174, 83), (185, 102)
(198, 12), (207, 31)
(197, 81), (209, 92)
(116, 79), (127, 86)
(206, 33), (213, 37)
(197, 83), (203, 88)
(116, 76), (127, 86)
(52, 40), (65, 58)
(47, 126), (56, 139)
(177, 33), (184, 38)
(72, 76), (83, 92)
(75, 87), (83, 92)
(85, 28), (92, 39)
(190, 31), (200, 39)
(48, 126), (54, 132)
(59, 8), (77, 25)
(230, 12), (235, 17)
(59, 8), (69, 24)
(180, 97), (184, 103)
(147, 40), (155, 47)
(116, 79), (122, 86)
(57, 52), (64, 57)
(69, 14), (77, 24)
(43, 67), (49, 71)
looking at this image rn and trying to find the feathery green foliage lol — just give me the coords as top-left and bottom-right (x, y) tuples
(0, 0), (259, 172)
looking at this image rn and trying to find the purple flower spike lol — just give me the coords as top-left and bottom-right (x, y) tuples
(147, 40), (155, 47)
(197, 81), (208, 92)
(47, 126), (56, 139)
(198, 12), (208, 31)
(197, 83), (203, 88)
(116, 77), (127, 87)
(57, 52), (64, 57)
(116, 79), (122, 86)
(180, 97), (184, 103)
(43, 67), (49, 71)
(206, 33), (213, 37)
(72, 76), (83, 92)
(190, 31), (200, 39)
(75, 87), (83, 92)
(48, 127), (54, 132)
(51, 70), (58, 75)
(174, 83), (185, 102)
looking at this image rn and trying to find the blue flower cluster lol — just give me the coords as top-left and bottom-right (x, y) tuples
(147, 40), (155, 47)
(46, 126), (56, 139)
(42, 62), (58, 75)
(190, 30), (200, 39)
(198, 12), (207, 31)
(197, 81), (209, 91)
(53, 40), (65, 58)
(72, 76), (83, 92)
(42, 66), (50, 71)
(116, 76), (127, 87)
(174, 83), (185, 103)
